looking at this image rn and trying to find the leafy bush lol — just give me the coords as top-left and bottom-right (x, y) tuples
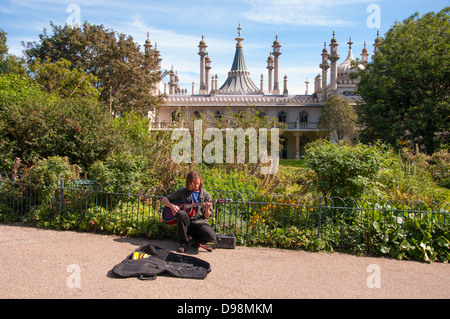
(304, 140), (447, 201)
(88, 151), (147, 191)
(0, 87), (117, 170)
(304, 140), (384, 198)
(377, 148), (448, 201)
(23, 156), (81, 201)
(198, 166), (259, 195)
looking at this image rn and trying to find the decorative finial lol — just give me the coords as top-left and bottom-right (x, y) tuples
(348, 37), (353, 49)
(235, 23), (244, 47)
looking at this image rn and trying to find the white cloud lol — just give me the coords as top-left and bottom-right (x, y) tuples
(243, 0), (374, 26)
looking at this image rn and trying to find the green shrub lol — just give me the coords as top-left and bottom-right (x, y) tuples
(304, 140), (384, 198)
(198, 166), (259, 195)
(24, 156), (81, 200)
(88, 151), (146, 190)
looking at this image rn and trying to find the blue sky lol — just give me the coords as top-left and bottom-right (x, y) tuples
(0, 0), (448, 94)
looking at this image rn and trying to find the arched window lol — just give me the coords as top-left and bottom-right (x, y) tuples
(299, 111), (308, 128)
(278, 111), (287, 123)
(299, 110), (308, 123)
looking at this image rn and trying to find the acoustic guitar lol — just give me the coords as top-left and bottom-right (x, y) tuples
(162, 199), (232, 225)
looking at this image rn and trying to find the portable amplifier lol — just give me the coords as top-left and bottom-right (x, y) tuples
(214, 234), (236, 249)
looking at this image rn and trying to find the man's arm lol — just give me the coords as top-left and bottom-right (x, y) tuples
(204, 202), (212, 219)
(202, 191), (213, 219)
(161, 196), (179, 214)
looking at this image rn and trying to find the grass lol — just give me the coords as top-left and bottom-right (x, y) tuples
(279, 159), (306, 168)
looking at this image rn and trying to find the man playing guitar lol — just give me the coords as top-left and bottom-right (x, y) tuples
(161, 171), (216, 253)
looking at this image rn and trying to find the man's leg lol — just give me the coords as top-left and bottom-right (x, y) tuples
(176, 210), (190, 252)
(190, 222), (216, 245)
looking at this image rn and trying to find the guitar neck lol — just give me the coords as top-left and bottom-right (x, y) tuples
(183, 200), (216, 210)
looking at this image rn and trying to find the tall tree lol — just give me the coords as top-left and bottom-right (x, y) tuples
(24, 22), (163, 116)
(0, 28), (27, 75)
(29, 58), (99, 101)
(318, 94), (357, 142)
(0, 29), (7, 57)
(355, 7), (450, 154)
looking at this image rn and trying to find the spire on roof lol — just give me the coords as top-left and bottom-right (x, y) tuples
(217, 24), (260, 95)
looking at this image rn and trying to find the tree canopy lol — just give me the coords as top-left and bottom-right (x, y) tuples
(24, 22), (163, 116)
(355, 7), (450, 154)
(318, 94), (357, 142)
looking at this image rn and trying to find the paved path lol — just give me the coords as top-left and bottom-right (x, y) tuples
(0, 223), (448, 300)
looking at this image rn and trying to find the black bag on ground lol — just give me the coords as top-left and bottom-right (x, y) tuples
(111, 244), (211, 280)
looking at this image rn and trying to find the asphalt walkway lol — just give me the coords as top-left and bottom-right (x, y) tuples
(1, 223), (448, 300)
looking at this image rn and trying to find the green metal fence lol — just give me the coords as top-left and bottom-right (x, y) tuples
(1, 175), (449, 254)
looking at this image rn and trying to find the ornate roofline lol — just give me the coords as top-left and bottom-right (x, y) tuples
(164, 94), (320, 107)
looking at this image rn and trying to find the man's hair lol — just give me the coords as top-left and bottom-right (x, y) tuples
(185, 171), (204, 190)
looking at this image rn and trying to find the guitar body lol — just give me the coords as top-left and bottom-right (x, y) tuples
(162, 200), (197, 226)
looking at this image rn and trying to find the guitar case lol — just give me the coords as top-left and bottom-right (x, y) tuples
(111, 244), (211, 280)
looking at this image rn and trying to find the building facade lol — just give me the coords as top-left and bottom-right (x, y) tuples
(149, 26), (380, 159)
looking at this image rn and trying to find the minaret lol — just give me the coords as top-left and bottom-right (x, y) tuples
(175, 71), (180, 94)
(320, 42), (330, 101)
(153, 42), (160, 68)
(198, 35), (208, 94)
(266, 52), (274, 94)
(260, 74), (264, 94)
(328, 31), (340, 93)
(272, 35), (282, 95)
(361, 41), (369, 67)
(372, 30), (381, 60)
(283, 75), (288, 97)
(211, 74), (218, 95)
(144, 32), (152, 57)
(305, 77), (309, 95)
(168, 66), (176, 94)
(205, 55), (211, 94)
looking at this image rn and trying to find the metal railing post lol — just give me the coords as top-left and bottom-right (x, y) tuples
(59, 178), (64, 216)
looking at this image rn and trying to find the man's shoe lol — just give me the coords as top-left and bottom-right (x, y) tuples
(178, 243), (187, 253)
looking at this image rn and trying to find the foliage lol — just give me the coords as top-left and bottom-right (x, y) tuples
(318, 94), (357, 142)
(0, 73), (49, 104)
(199, 166), (259, 194)
(304, 140), (384, 198)
(303, 140), (447, 201)
(355, 7), (450, 154)
(0, 28), (27, 75)
(87, 111), (189, 190)
(376, 148), (449, 202)
(24, 22), (163, 116)
(0, 28), (7, 56)
(0, 88), (117, 170)
(29, 58), (99, 101)
(22, 156), (81, 203)
(88, 151), (147, 191)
